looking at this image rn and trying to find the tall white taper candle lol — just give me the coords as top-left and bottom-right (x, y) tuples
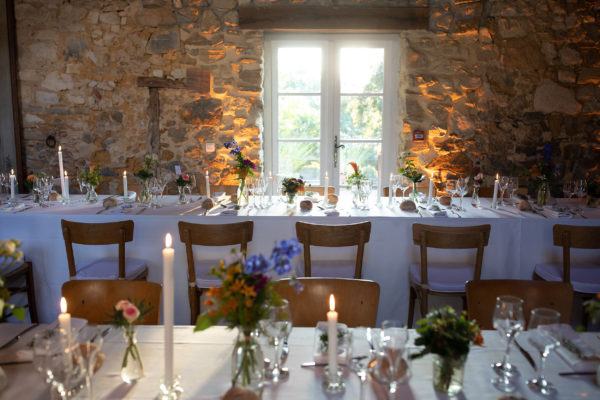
(9, 169), (15, 200)
(162, 233), (175, 387)
(492, 173), (499, 209)
(123, 171), (128, 198)
(327, 294), (338, 380)
(324, 171), (329, 201)
(427, 173), (434, 204)
(58, 145), (65, 196)
(205, 171), (210, 198)
(64, 171), (70, 201)
(58, 297), (71, 344)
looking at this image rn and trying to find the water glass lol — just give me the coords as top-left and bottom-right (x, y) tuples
(457, 177), (469, 210)
(499, 176), (510, 206)
(375, 320), (410, 394)
(78, 326), (104, 399)
(491, 296), (525, 392)
(260, 300), (293, 382)
(526, 308), (561, 396)
(348, 327), (375, 383)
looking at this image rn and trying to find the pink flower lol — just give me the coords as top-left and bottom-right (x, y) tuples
(122, 304), (140, 324)
(115, 300), (132, 311)
(183, 174), (189, 180)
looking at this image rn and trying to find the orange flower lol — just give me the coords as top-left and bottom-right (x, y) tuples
(204, 299), (214, 307)
(596, 292), (600, 300)
(26, 174), (35, 181)
(245, 298), (254, 308)
(206, 286), (221, 298)
(208, 309), (217, 317)
(229, 279), (244, 293)
(226, 297), (239, 312)
(473, 332), (484, 346)
(241, 284), (256, 298)
(348, 162), (359, 174)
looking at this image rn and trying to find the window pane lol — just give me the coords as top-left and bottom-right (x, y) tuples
(278, 96), (320, 139)
(278, 141), (320, 182)
(339, 142), (381, 186)
(278, 48), (321, 93)
(340, 95), (382, 139)
(340, 48), (384, 93)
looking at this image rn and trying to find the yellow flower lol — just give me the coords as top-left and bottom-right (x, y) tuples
(241, 284), (256, 298)
(245, 298), (254, 308)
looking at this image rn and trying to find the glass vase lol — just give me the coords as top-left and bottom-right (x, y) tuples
(285, 192), (296, 205)
(231, 328), (264, 393)
(471, 186), (480, 207)
(432, 354), (466, 395)
(121, 328), (143, 384)
(177, 186), (188, 204)
(237, 176), (248, 208)
(536, 182), (549, 206)
(0, 366), (6, 392)
(409, 181), (419, 203)
(351, 183), (370, 210)
(85, 185), (98, 203)
(138, 180), (151, 205)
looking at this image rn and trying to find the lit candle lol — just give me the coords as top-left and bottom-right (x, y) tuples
(268, 171), (273, 203)
(427, 172), (434, 204)
(123, 171), (128, 197)
(377, 153), (382, 205)
(327, 294), (338, 380)
(58, 297), (71, 343)
(9, 169), (15, 200)
(205, 170), (210, 198)
(162, 233), (175, 387)
(63, 171), (70, 201)
(58, 145), (65, 196)
(492, 173), (499, 209)
(388, 172), (393, 206)
(324, 171), (329, 202)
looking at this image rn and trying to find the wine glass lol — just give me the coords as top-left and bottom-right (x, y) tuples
(445, 179), (457, 208)
(0, 172), (6, 198)
(526, 308), (561, 395)
(499, 176), (510, 206)
(77, 326), (104, 400)
(247, 177), (257, 210)
(348, 327), (375, 383)
(575, 179), (587, 199)
(491, 296), (525, 392)
(185, 174), (197, 197)
(375, 320), (410, 394)
(562, 180), (574, 199)
(260, 300), (293, 382)
(399, 175), (410, 202)
(389, 174), (400, 205)
(457, 177), (469, 210)
(507, 177), (518, 204)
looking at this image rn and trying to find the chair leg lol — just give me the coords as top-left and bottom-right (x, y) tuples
(408, 286), (416, 328)
(25, 262), (38, 323)
(189, 286), (200, 325)
(461, 294), (467, 313)
(419, 289), (428, 323)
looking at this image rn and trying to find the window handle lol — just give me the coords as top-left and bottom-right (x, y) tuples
(333, 136), (345, 168)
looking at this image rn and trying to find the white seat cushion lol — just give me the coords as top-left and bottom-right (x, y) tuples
(194, 260), (222, 289)
(75, 257), (147, 280)
(297, 260), (356, 278)
(409, 262), (474, 293)
(534, 263), (600, 294)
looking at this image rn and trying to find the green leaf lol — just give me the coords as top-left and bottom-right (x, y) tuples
(12, 307), (26, 321)
(194, 314), (214, 332)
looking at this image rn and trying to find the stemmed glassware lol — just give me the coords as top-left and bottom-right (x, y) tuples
(348, 327), (375, 384)
(259, 300), (293, 382)
(389, 174), (400, 205)
(499, 176), (511, 206)
(456, 177), (469, 210)
(445, 179), (457, 209)
(247, 177), (257, 210)
(374, 320), (410, 394)
(399, 175), (410, 202)
(0, 172), (7, 198)
(491, 296), (525, 392)
(185, 174), (197, 198)
(149, 175), (168, 208)
(77, 326), (104, 400)
(563, 180), (575, 199)
(526, 308), (561, 395)
(575, 179), (587, 199)
(506, 177), (518, 204)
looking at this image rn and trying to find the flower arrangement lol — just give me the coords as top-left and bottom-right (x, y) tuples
(398, 152), (424, 183)
(195, 239), (302, 333)
(225, 139), (257, 179)
(473, 172), (484, 187)
(584, 293), (600, 324)
(526, 143), (557, 188)
(134, 154), (159, 181)
(78, 162), (103, 187)
(107, 299), (152, 382)
(281, 177), (305, 196)
(175, 174), (191, 187)
(0, 239), (25, 322)
(24, 171), (47, 191)
(345, 162), (368, 187)
(411, 306), (483, 393)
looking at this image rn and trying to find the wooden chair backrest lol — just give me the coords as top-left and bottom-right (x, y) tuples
(553, 224), (600, 283)
(466, 280), (573, 329)
(382, 187), (401, 197)
(62, 280), (162, 325)
(412, 223), (491, 286)
(178, 221), (254, 284)
(295, 221), (371, 278)
(298, 186), (335, 196)
(274, 278), (380, 327)
(61, 219), (135, 279)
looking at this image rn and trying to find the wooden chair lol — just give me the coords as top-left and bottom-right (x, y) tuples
(62, 280), (161, 324)
(382, 187), (401, 197)
(61, 219), (148, 281)
(4, 260), (38, 323)
(533, 224), (600, 325)
(178, 221), (254, 324)
(295, 221), (371, 279)
(274, 278), (380, 327)
(408, 223), (491, 327)
(466, 280), (573, 329)
(299, 186), (335, 196)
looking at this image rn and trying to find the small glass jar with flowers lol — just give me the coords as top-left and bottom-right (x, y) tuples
(281, 177), (305, 205)
(78, 163), (103, 203)
(195, 239), (302, 392)
(411, 306), (483, 395)
(526, 143), (557, 206)
(586, 178), (600, 208)
(134, 154), (159, 205)
(346, 162), (370, 209)
(224, 140), (257, 208)
(175, 174), (192, 204)
(471, 172), (484, 207)
(107, 299), (152, 383)
(398, 153), (424, 203)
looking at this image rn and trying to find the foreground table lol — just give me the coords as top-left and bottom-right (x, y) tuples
(1, 195), (599, 324)
(1, 325), (599, 399)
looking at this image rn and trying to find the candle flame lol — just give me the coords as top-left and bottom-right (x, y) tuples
(329, 294), (335, 311)
(58, 145), (62, 152)
(123, 170), (127, 177)
(10, 169), (14, 174)
(325, 171), (328, 178)
(60, 297), (67, 313)
(64, 170), (68, 177)
(496, 173), (499, 179)
(165, 233), (172, 248)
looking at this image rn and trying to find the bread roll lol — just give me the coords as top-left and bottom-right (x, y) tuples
(439, 195), (451, 206)
(517, 200), (532, 211)
(327, 194), (338, 205)
(48, 192), (61, 201)
(202, 198), (215, 209)
(102, 197), (118, 208)
(300, 199), (313, 212)
(400, 200), (417, 211)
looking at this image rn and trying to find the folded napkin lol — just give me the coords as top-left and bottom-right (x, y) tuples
(542, 207), (572, 218)
(324, 210), (339, 217)
(212, 192), (229, 203)
(220, 208), (238, 216)
(555, 324), (599, 372)
(1, 203), (27, 213)
(423, 205), (448, 218)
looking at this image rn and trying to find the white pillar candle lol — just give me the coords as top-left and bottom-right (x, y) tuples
(58, 297), (71, 344)
(268, 171), (273, 202)
(427, 172), (434, 204)
(492, 173), (499, 209)
(388, 172), (393, 206)
(58, 145), (65, 196)
(327, 294), (338, 380)
(123, 171), (128, 197)
(205, 171), (210, 198)
(64, 171), (70, 201)
(377, 153), (382, 205)
(324, 171), (329, 200)
(9, 169), (15, 200)
(162, 233), (175, 387)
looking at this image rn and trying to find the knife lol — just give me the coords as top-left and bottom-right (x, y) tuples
(514, 340), (536, 370)
(558, 371), (596, 376)
(301, 356), (367, 368)
(0, 324), (39, 350)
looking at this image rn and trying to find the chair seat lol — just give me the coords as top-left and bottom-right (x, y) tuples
(534, 263), (600, 294)
(409, 263), (474, 293)
(194, 260), (222, 288)
(75, 257), (147, 280)
(298, 260), (356, 278)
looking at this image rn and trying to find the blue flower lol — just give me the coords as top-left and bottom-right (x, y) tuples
(224, 140), (237, 149)
(270, 238), (301, 275)
(229, 146), (241, 156)
(245, 253), (270, 274)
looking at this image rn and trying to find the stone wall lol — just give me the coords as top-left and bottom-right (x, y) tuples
(13, 0), (600, 193)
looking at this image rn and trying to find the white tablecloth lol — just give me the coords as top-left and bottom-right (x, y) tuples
(0, 325), (599, 399)
(1, 195), (599, 325)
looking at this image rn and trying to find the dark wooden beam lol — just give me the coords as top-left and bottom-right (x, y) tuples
(239, 6), (429, 31)
(137, 77), (186, 89)
(147, 87), (160, 154)
(137, 69), (210, 92)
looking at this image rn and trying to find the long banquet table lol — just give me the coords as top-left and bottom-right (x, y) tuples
(1, 324), (599, 399)
(1, 194), (599, 325)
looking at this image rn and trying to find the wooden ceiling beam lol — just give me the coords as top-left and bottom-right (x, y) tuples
(239, 6), (429, 31)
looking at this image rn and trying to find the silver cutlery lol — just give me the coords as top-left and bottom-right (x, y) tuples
(0, 324), (39, 350)
(558, 371), (596, 376)
(16, 206), (33, 213)
(301, 356), (367, 368)
(136, 207), (147, 215)
(514, 340), (536, 370)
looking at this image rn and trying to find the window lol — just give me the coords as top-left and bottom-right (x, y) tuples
(264, 34), (399, 190)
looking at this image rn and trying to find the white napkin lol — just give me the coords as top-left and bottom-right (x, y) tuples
(542, 207), (572, 218)
(324, 210), (339, 217)
(555, 324), (599, 371)
(1, 203), (27, 213)
(220, 208), (238, 216)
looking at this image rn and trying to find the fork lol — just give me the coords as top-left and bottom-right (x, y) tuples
(0, 324), (39, 350)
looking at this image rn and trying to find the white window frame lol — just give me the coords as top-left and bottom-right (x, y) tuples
(263, 33), (399, 189)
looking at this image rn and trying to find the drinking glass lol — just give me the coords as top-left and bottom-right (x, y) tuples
(0, 172), (6, 198)
(562, 180), (574, 199)
(399, 175), (410, 201)
(185, 174), (197, 197)
(260, 176), (269, 207)
(491, 296), (525, 392)
(526, 308), (561, 395)
(375, 320), (410, 394)
(247, 177), (257, 210)
(457, 177), (469, 210)
(260, 300), (293, 382)
(507, 177), (518, 203)
(575, 179), (587, 199)
(389, 174), (400, 205)
(445, 180), (457, 208)
(77, 326), (104, 400)
(348, 327), (375, 383)
(499, 176), (510, 206)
